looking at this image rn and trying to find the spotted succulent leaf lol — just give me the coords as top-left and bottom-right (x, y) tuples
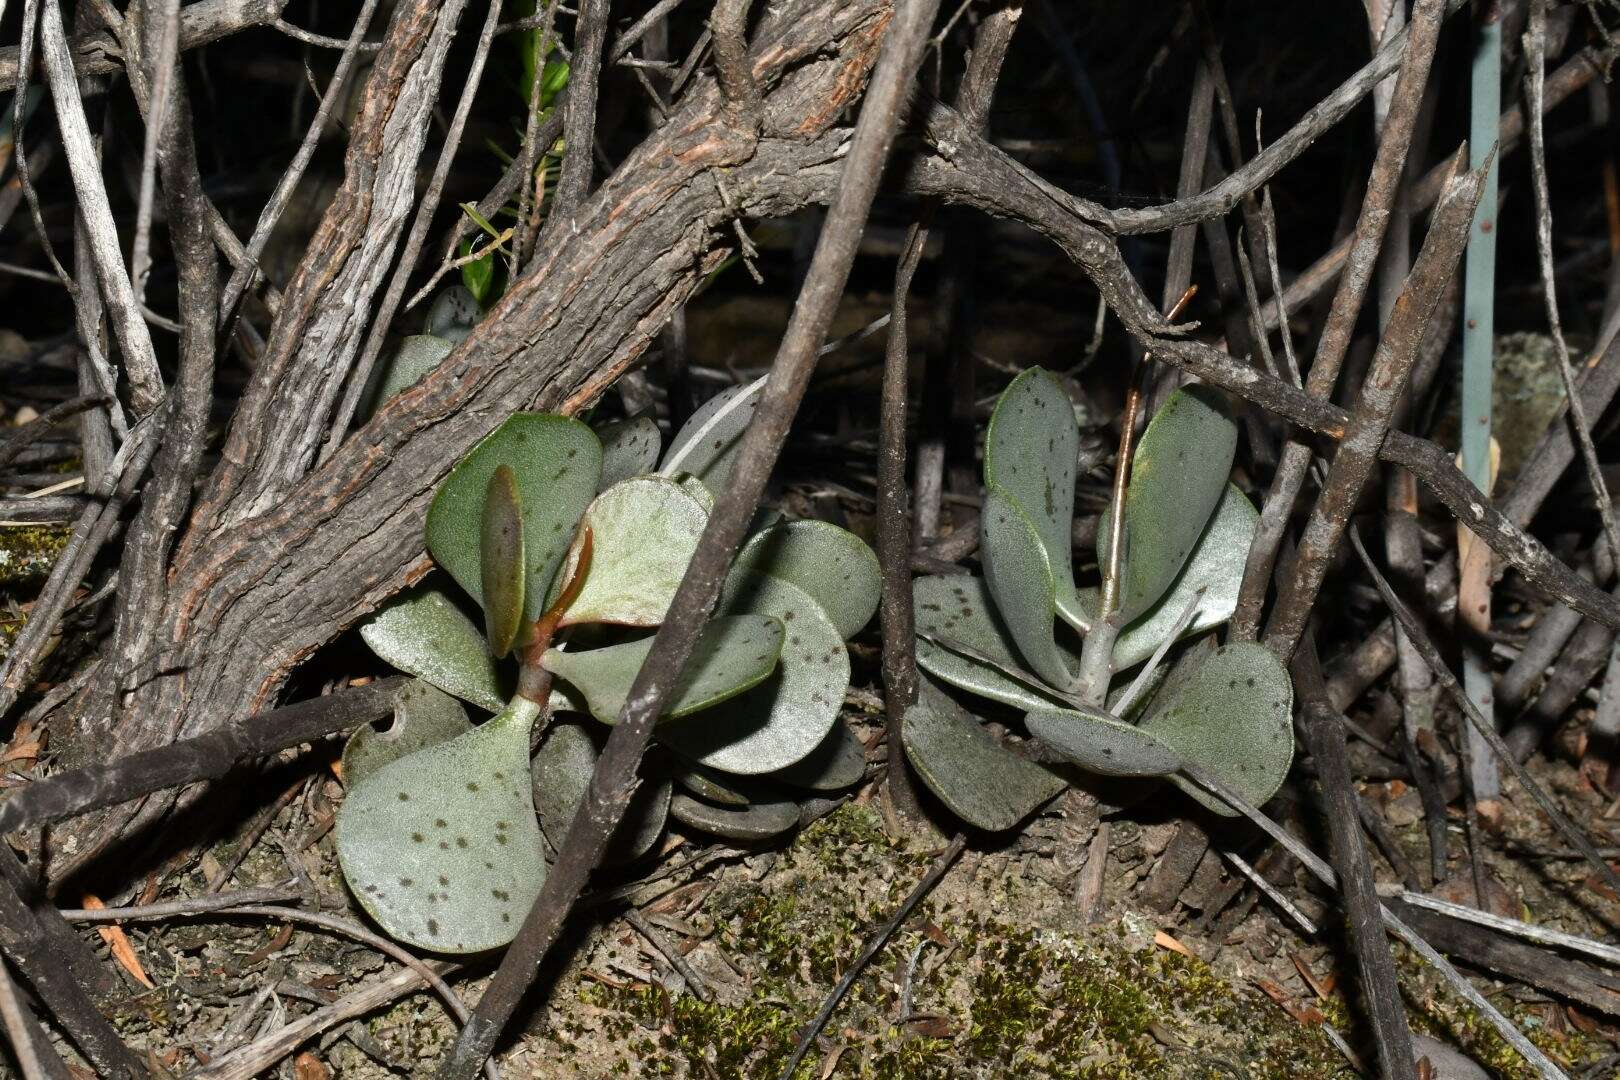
(360, 587), (505, 713)
(730, 520), (880, 640)
(426, 413), (601, 624)
(335, 698), (546, 952)
(1138, 642), (1294, 816)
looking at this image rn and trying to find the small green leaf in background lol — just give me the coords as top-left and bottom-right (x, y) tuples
(342, 680), (474, 789)
(360, 587), (506, 712)
(1104, 386), (1236, 623)
(426, 413), (601, 624)
(480, 465), (526, 656)
(901, 681), (1065, 832)
(336, 698), (547, 953)
(1138, 642), (1294, 816)
(541, 614), (784, 723)
(459, 235), (498, 308)
(555, 477), (707, 627)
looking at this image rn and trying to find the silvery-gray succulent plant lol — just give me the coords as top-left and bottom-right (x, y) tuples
(903, 367), (1295, 831)
(337, 342), (878, 953)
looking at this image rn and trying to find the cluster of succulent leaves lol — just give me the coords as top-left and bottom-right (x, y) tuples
(337, 351), (880, 954)
(903, 368), (1295, 832)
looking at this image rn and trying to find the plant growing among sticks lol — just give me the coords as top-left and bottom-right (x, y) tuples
(902, 365), (1295, 831)
(336, 362), (879, 952)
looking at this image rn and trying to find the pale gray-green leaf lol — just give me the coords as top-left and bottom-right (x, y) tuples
(912, 575), (1074, 712)
(558, 476), (707, 627)
(342, 680), (473, 790)
(772, 718), (866, 791)
(335, 699), (545, 953)
(426, 286), (479, 342)
(659, 575), (847, 775)
(1025, 706), (1181, 777)
(981, 485), (1080, 693)
(1081, 483), (1257, 669)
(360, 587), (505, 712)
(531, 720), (670, 865)
(985, 368), (1084, 628)
(426, 413), (601, 623)
(1106, 386), (1237, 622)
(596, 415), (662, 488)
(1139, 642), (1294, 816)
(658, 375), (765, 491)
(669, 794), (799, 841)
(901, 687), (1065, 832)
(365, 335), (453, 418)
(541, 614), (783, 723)
(731, 520), (880, 640)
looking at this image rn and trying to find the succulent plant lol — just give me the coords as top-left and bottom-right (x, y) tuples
(904, 368), (1294, 831)
(335, 369), (878, 953)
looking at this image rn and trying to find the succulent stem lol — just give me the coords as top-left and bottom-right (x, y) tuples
(518, 525), (594, 704)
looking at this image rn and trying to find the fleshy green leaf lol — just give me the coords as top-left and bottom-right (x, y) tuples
(981, 485), (1080, 693)
(364, 335), (453, 418)
(669, 761), (752, 806)
(531, 720), (670, 865)
(1105, 386), (1237, 623)
(901, 682), (1065, 832)
(984, 368), (1087, 631)
(541, 614), (784, 723)
(772, 718), (866, 791)
(427, 413), (602, 623)
(731, 521), (880, 640)
(1080, 483), (1258, 670)
(557, 477), (707, 626)
(658, 375), (765, 493)
(459, 238), (497, 308)
(913, 574), (1075, 712)
(480, 465), (526, 657)
(341, 680), (474, 790)
(596, 415), (662, 488)
(360, 587), (505, 712)
(426, 286), (479, 343)
(1138, 642), (1294, 816)
(1024, 706), (1180, 777)
(335, 699), (546, 952)
(659, 575), (846, 775)
(668, 794), (800, 841)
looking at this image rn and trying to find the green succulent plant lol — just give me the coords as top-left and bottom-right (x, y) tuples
(904, 367), (1294, 831)
(337, 371), (879, 953)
